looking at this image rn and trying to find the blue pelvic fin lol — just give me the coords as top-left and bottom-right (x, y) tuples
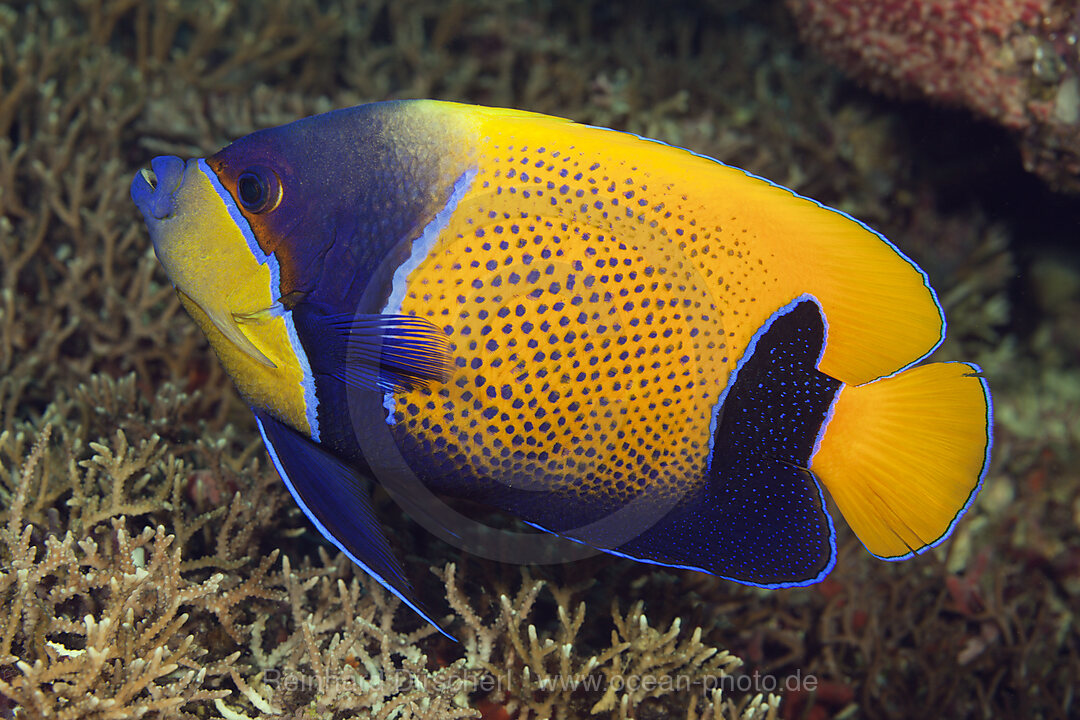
(252, 408), (455, 640)
(590, 299), (843, 586)
(294, 303), (453, 392)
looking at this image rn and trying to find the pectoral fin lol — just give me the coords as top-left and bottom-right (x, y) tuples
(292, 304), (454, 392)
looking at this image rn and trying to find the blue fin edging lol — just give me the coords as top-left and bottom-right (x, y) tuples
(254, 408), (455, 640)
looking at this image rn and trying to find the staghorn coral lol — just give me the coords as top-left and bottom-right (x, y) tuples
(0, 389), (444, 718)
(212, 553), (479, 720)
(0, 376), (291, 717)
(0, 381), (771, 719)
(438, 562), (775, 720)
(0, 427), (233, 718)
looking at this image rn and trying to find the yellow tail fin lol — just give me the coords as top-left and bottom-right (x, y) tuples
(811, 362), (991, 559)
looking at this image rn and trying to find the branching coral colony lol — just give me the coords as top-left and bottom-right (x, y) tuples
(0, 379), (776, 719)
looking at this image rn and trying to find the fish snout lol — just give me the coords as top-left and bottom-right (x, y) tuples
(130, 155), (186, 221)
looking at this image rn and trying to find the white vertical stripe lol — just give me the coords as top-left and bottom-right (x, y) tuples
(380, 168), (476, 424)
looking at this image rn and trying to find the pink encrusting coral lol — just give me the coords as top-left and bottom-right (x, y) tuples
(787, 0), (1080, 192)
(787, 0), (1051, 128)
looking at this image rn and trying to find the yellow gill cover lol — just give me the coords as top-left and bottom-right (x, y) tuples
(154, 162), (313, 435)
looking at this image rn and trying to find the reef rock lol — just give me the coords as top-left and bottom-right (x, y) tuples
(787, 0), (1080, 193)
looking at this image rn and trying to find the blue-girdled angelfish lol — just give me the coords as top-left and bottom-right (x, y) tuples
(131, 100), (992, 638)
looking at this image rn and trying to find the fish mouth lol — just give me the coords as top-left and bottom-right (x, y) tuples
(131, 155), (279, 369)
(130, 156), (186, 221)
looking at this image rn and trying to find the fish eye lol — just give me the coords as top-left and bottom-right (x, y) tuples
(236, 166), (281, 213)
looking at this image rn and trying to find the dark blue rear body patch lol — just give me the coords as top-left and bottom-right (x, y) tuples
(567, 299), (842, 586)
